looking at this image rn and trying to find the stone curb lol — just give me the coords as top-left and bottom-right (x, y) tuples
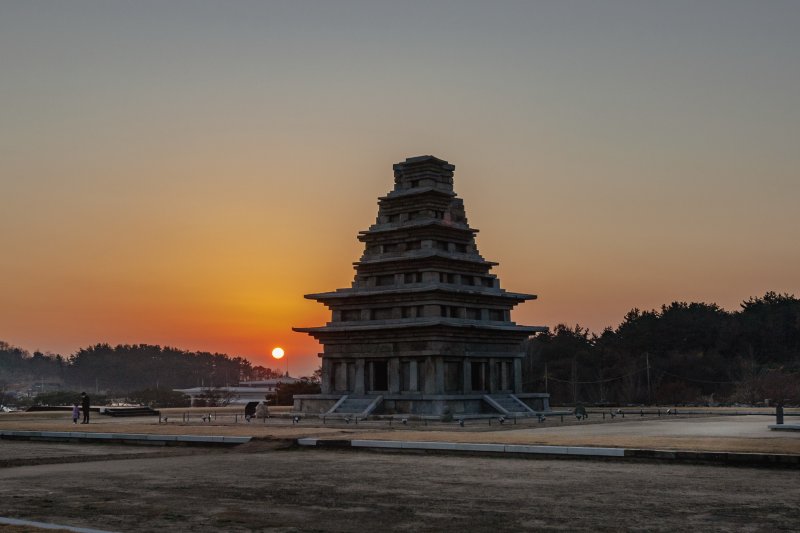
(296, 438), (799, 467)
(299, 438), (623, 458)
(769, 424), (800, 431)
(0, 430), (250, 446)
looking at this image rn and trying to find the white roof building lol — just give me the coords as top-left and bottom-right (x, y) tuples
(175, 376), (302, 405)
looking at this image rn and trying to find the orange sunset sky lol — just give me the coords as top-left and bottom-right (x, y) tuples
(2, 2), (799, 376)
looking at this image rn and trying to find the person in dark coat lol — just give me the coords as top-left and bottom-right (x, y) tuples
(81, 392), (91, 424)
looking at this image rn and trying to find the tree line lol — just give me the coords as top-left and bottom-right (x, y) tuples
(1, 342), (288, 398)
(522, 292), (800, 406)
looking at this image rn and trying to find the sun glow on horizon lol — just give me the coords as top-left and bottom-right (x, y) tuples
(271, 347), (285, 359)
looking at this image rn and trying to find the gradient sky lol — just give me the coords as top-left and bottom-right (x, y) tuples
(2, 1), (799, 376)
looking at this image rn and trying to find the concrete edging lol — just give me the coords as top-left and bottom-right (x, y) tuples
(299, 438), (626, 458)
(296, 437), (798, 466)
(0, 516), (117, 533)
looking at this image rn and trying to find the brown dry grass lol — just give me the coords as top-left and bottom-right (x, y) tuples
(2, 408), (798, 455)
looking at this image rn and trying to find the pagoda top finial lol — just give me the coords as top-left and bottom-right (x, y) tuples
(392, 155), (455, 193)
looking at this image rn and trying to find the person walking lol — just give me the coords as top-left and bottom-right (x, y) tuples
(81, 392), (91, 424)
(71, 403), (80, 424)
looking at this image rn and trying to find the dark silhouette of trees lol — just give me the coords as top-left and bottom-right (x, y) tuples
(523, 292), (800, 406)
(251, 365), (283, 380)
(1, 342), (61, 385)
(1, 342), (279, 400)
(65, 344), (258, 392)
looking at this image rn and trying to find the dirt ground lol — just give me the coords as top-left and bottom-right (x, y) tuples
(1, 441), (798, 533)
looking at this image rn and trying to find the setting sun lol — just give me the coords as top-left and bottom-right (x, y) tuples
(271, 347), (285, 359)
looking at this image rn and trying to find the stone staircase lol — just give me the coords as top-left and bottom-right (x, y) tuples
(325, 395), (383, 418)
(483, 394), (536, 416)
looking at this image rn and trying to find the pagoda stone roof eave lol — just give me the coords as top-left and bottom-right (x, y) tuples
(395, 154), (454, 167)
(379, 186), (456, 201)
(293, 320), (546, 335)
(352, 257), (499, 275)
(354, 250), (498, 268)
(303, 286), (536, 303)
(358, 220), (478, 237)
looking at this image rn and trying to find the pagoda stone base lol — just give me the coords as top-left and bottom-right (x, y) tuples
(292, 393), (550, 418)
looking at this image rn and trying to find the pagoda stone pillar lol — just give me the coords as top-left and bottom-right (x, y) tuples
(463, 359), (472, 394)
(409, 360), (419, 392)
(388, 358), (400, 393)
(488, 359), (499, 393)
(321, 358), (333, 394)
(422, 357), (436, 394)
(434, 357), (445, 394)
(514, 358), (523, 393)
(333, 362), (346, 392)
(354, 359), (365, 394)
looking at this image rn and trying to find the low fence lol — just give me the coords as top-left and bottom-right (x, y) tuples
(156, 406), (797, 430)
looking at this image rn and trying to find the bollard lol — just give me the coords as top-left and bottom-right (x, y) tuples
(560, 414), (564, 422)
(776, 405), (784, 425)
(602, 412), (605, 420)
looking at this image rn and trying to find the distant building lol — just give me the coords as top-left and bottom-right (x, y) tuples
(175, 376), (301, 405)
(293, 155), (550, 417)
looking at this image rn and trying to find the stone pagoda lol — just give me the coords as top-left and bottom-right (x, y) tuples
(293, 155), (549, 417)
